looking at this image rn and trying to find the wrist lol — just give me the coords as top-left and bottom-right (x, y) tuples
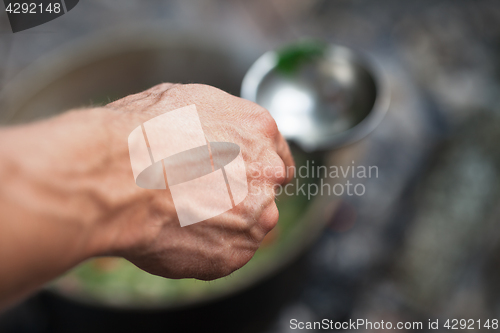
(45, 108), (177, 259)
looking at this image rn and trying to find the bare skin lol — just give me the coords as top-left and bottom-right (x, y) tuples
(0, 83), (294, 310)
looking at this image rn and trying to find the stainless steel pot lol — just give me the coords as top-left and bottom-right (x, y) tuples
(0, 27), (347, 310)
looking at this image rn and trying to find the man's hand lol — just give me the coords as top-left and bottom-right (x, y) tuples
(102, 83), (294, 280)
(0, 83), (294, 309)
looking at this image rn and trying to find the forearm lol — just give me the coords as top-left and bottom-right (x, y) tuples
(0, 109), (124, 309)
(0, 185), (96, 309)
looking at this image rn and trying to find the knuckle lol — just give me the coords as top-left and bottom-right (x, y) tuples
(258, 203), (280, 233)
(273, 156), (287, 184)
(261, 154), (286, 184)
(257, 111), (279, 138)
(244, 101), (278, 138)
(156, 83), (182, 100)
(151, 82), (176, 91)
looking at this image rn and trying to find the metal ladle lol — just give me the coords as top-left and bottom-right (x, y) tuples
(241, 43), (389, 152)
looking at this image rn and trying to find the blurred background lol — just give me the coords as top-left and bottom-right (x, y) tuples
(1, 0), (500, 332)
